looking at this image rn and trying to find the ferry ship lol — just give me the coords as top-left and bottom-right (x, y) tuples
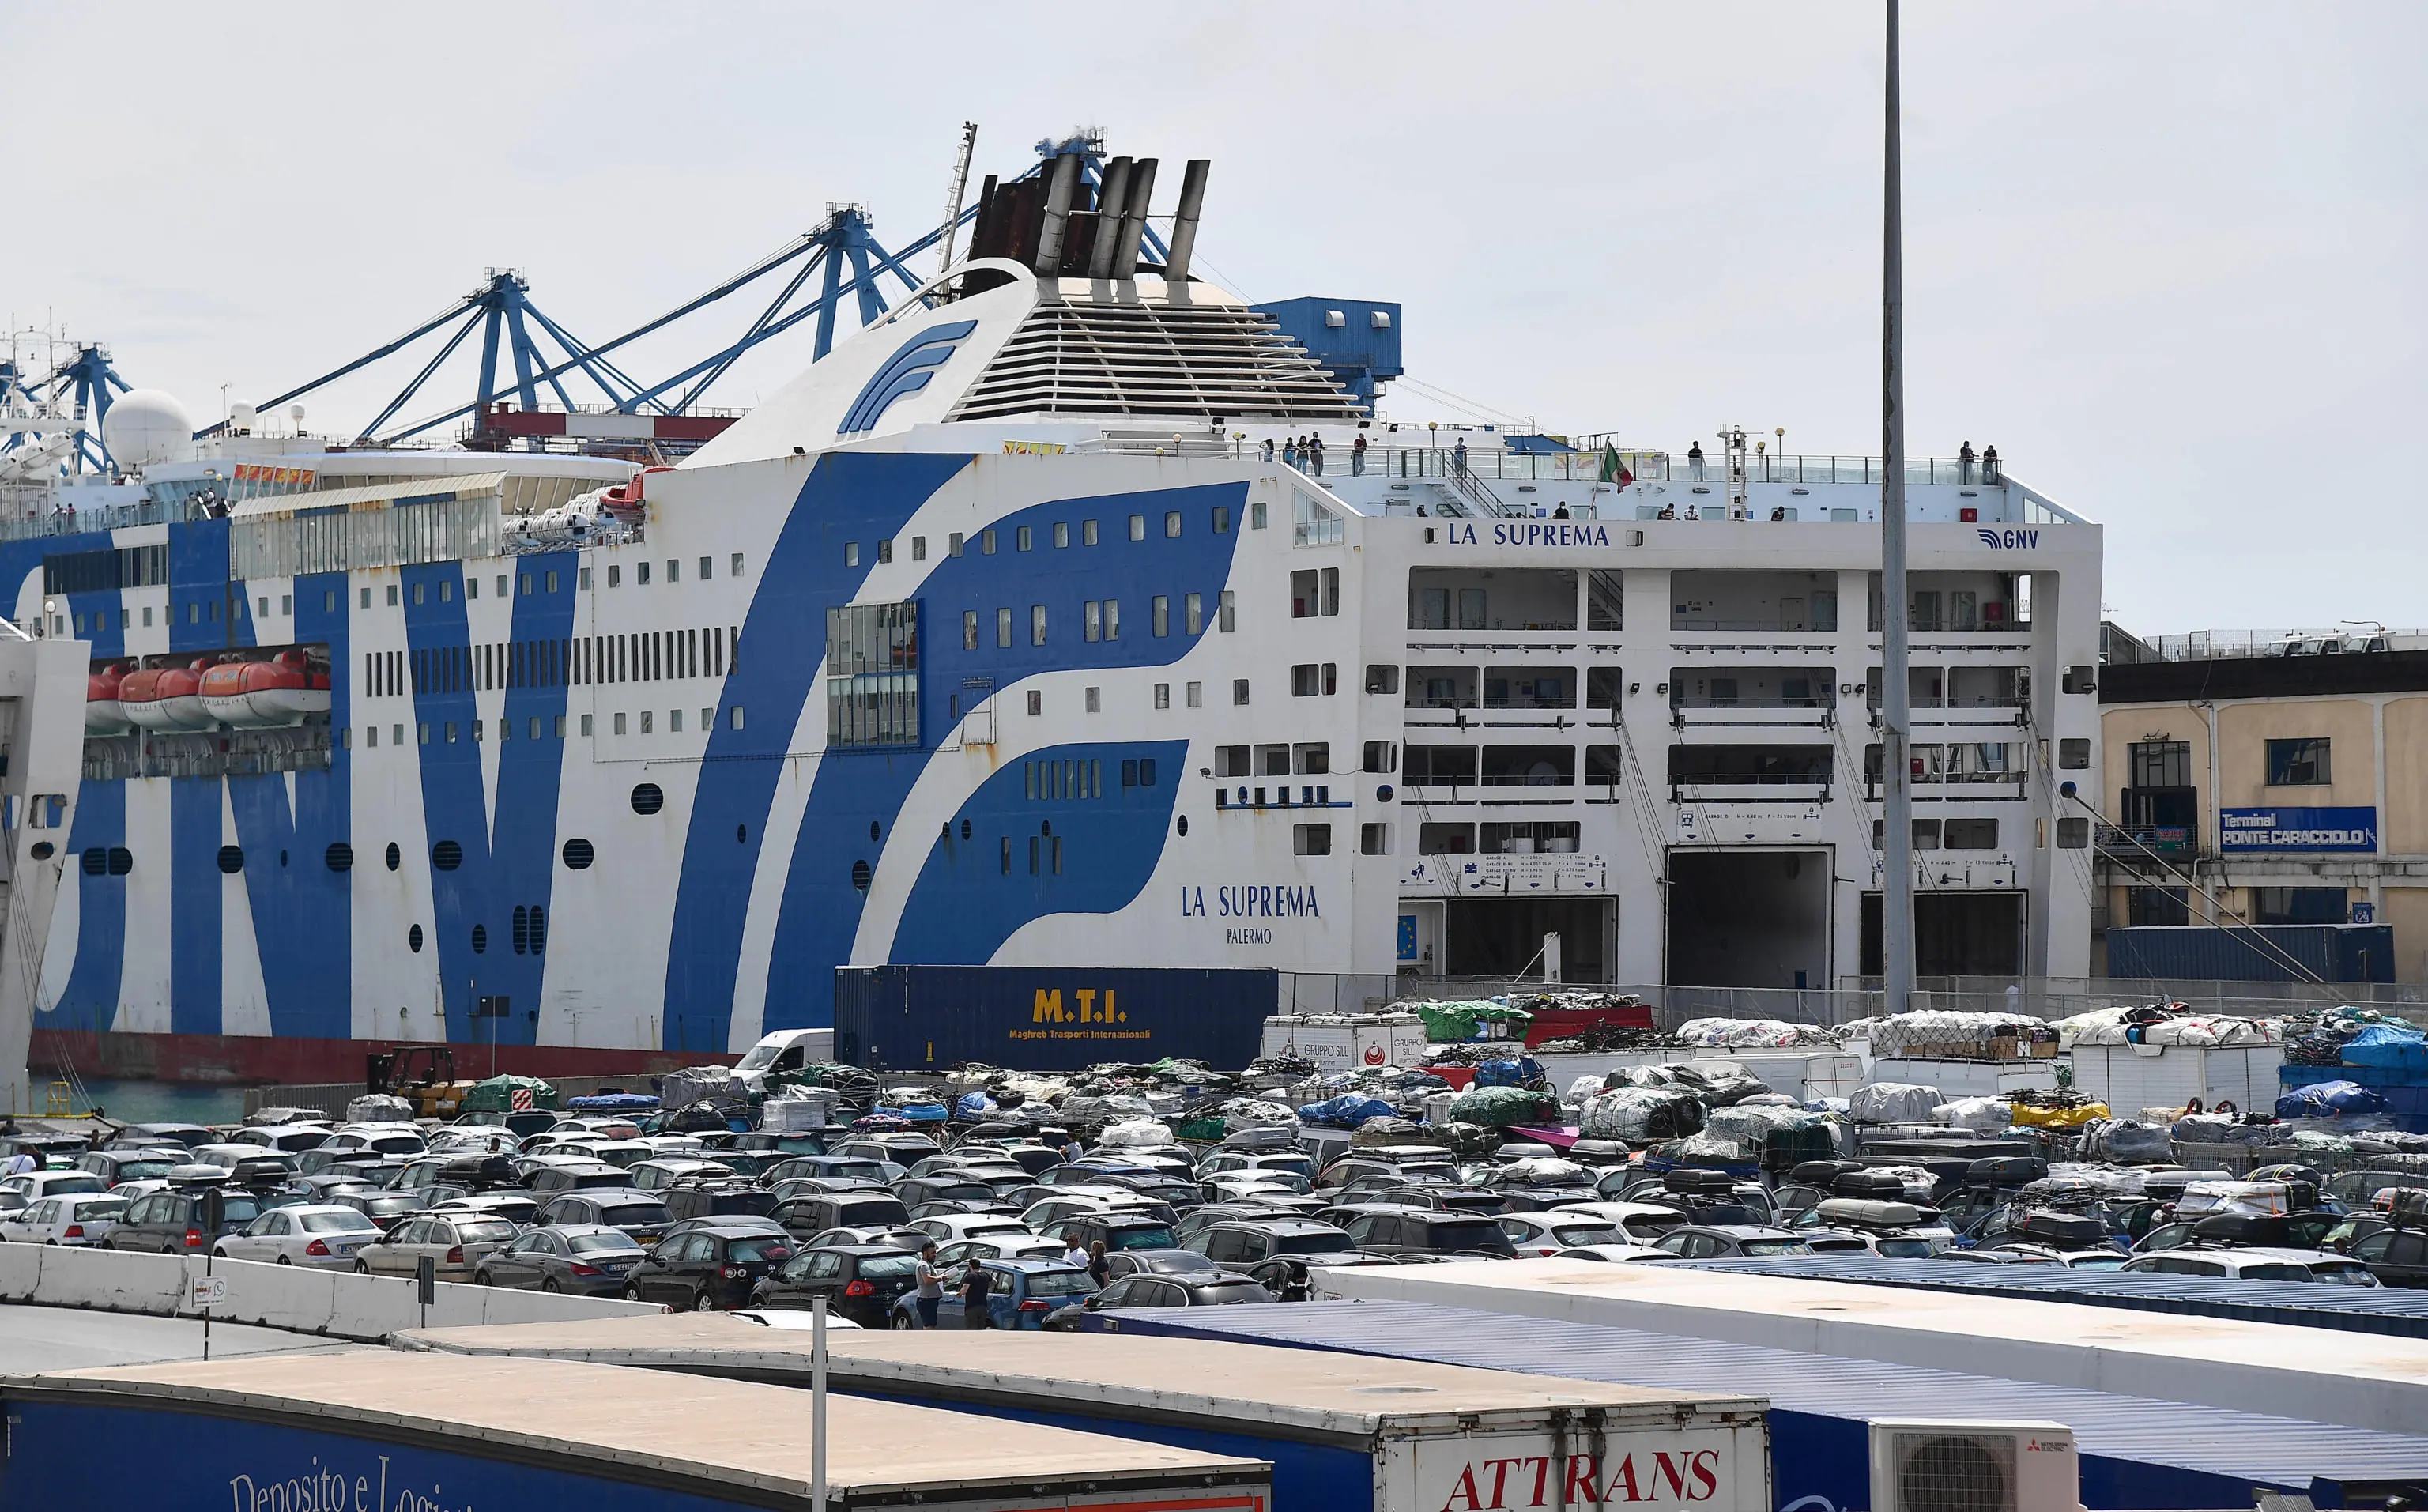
(4, 145), (2102, 1085)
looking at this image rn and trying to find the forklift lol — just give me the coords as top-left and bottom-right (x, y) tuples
(365, 1045), (475, 1118)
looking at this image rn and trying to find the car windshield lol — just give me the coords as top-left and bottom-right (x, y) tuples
(1106, 1226), (1178, 1250)
(1739, 1239), (1813, 1256)
(1874, 1238), (1935, 1259)
(1024, 1269), (1095, 1297)
(455, 1221), (516, 1240)
(735, 1043), (783, 1070)
(300, 1212), (378, 1234)
(598, 1202), (670, 1225)
(2310, 1263), (2378, 1286)
(858, 1254), (922, 1280)
(2241, 1263), (2312, 1282)
(825, 1163), (888, 1182)
(115, 1160), (178, 1182)
(1423, 1220), (1511, 1253)
(727, 1238), (793, 1264)
(1274, 1229), (1355, 1254)
(711, 1154), (776, 1177)
(371, 1137), (424, 1154)
(559, 1232), (639, 1256)
(2065, 1255), (2128, 1271)
(46, 1176), (104, 1194)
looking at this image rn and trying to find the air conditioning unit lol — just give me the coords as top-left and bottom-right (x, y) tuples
(1870, 1420), (2079, 1512)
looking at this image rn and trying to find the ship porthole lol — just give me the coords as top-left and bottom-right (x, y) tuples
(29, 842), (51, 861)
(1176, 815), (1189, 837)
(631, 783), (664, 816)
(408, 924), (423, 953)
(432, 840), (463, 871)
(850, 859), (872, 892)
(386, 842), (402, 872)
(217, 845), (244, 874)
(326, 843), (353, 872)
(472, 924), (488, 954)
(562, 838), (595, 869)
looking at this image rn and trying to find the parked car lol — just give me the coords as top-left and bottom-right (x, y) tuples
(831, 1133), (943, 1166)
(112, 1123), (217, 1152)
(356, 1212), (521, 1280)
(936, 1235), (1067, 1266)
(2121, 1247), (2381, 1284)
(1551, 1245), (1680, 1263)
(0, 1169), (107, 1214)
(630, 1159), (743, 1191)
(910, 1214), (1036, 1246)
(773, 1191), (911, 1237)
(1102, 1248), (1229, 1280)
(1020, 1189), (1178, 1230)
(662, 1184), (779, 1224)
(1652, 1225), (1815, 1260)
(334, 1190), (430, 1233)
(213, 1205), (383, 1269)
(526, 1160), (636, 1196)
(1332, 1205), (1518, 1260)
(624, 1222), (797, 1310)
(532, 1191), (673, 1246)
(428, 1191), (542, 1227)
(476, 1224), (648, 1295)
(1172, 1202), (1308, 1244)
(887, 1259), (1092, 1330)
(803, 1224), (933, 1252)
(73, 1149), (188, 1188)
(764, 1156), (895, 1186)
(2347, 1226), (2428, 1288)
(1, 1193), (129, 1246)
(1184, 1220), (1362, 1269)
(228, 1126), (333, 1156)
(1197, 1150), (1317, 1184)
(1035, 1214), (1182, 1254)
(1046, 1271), (1273, 1327)
(1496, 1210), (1683, 1257)
(751, 1244), (924, 1325)
(104, 1185), (266, 1254)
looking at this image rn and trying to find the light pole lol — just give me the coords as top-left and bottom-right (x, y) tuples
(1880, 0), (1917, 1020)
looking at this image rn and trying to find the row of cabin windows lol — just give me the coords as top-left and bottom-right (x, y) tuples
(962, 593), (1232, 650)
(345, 705), (743, 748)
(365, 629), (739, 697)
(352, 556), (745, 609)
(89, 835), (613, 883)
(849, 506), (1254, 568)
(1022, 758), (1161, 799)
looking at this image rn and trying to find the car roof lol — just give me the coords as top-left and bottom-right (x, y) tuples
(986, 1257), (1084, 1273)
(692, 1220), (790, 1236)
(1219, 1217), (1344, 1234)
(1691, 1225), (1800, 1239)
(822, 1242), (919, 1256)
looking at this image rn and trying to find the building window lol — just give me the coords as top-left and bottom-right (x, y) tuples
(824, 601), (921, 748)
(1293, 823), (1332, 856)
(1232, 678), (1250, 707)
(2128, 887), (2190, 927)
(1154, 683), (1171, 710)
(2057, 816), (2089, 848)
(1360, 822), (1389, 855)
(2265, 737), (2331, 786)
(2254, 886), (2347, 924)
(1186, 681), (1203, 708)
(2128, 740), (2192, 789)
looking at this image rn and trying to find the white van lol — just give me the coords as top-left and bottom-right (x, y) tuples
(732, 1027), (836, 1093)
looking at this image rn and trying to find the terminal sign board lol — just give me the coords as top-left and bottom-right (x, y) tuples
(2219, 805), (2378, 853)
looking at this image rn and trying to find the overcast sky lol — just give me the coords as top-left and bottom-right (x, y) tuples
(8, 2), (2421, 634)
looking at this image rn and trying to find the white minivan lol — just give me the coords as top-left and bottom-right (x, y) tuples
(732, 1028), (836, 1093)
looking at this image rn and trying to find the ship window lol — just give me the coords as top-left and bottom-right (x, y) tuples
(217, 845), (244, 874)
(386, 843), (401, 871)
(549, 571), (560, 593)
(432, 840), (463, 871)
(1294, 824), (1332, 856)
(1081, 519), (1099, 546)
(1152, 596), (1170, 637)
(631, 783), (665, 815)
(562, 838), (595, 869)
(1186, 593), (1203, 635)
(730, 706), (744, 730)
(364, 588), (374, 609)
(326, 843), (353, 873)
(28, 842), (50, 861)
(1031, 605), (1047, 646)
(963, 611), (978, 651)
(1155, 683), (1170, 710)
(981, 530), (997, 555)
(471, 924), (488, 954)
(81, 848), (106, 876)
(1085, 686), (1101, 713)
(640, 710), (654, 733)
(1027, 690), (1042, 716)
(413, 584), (425, 605)
(107, 846), (131, 875)
(1001, 836), (1012, 873)
(1187, 681), (1202, 708)
(824, 601), (920, 748)
(636, 562), (650, 586)
(851, 859), (872, 892)
(700, 556), (714, 579)
(513, 906), (530, 955)
(614, 712), (627, 735)
(581, 714), (594, 737)
(1054, 522), (1069, 549)
(1017, 526), (1033, 552)
(1164, 511), (1182, 538)
(466, 577), (477, 599)
(1219, 590), (1236, 632)
(948, 534), (963, 558)
(528, 906), (545, 955)
(609, 565), (620, 588)
(1233, 678), (1250, 707)
(409, 925), (422, 953)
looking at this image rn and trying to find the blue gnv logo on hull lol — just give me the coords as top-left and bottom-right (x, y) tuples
(1977, 527), (2038, 549)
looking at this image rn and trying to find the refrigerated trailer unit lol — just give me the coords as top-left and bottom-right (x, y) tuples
(401, 1314), (1772, 1512)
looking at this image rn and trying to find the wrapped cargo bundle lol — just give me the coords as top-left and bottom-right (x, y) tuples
(2175, 1179), (2292, 1218)
(1099, 1118), (1177, 1147)
(1298, 1094), (1398, 1129)
(1935, 1096), (2014, 1133)
(1350, 1116), (1434, 1148)
(1849, 1082), (1943, 1122)
(1865, 1009), (2057, 1061)
(1448, 1084), (1561, 1128)
(2343, 1023), (2428, 1073)
(1212, 1096), (1298, 1130)
(345, 1094), (416, 1123)
(1579, 1086), (1705, 1141)
(2008, 1099), (2108, 1129)
(1059, 1092), (1156, 1125)
(659, 1065), (744, 1111)
(2081, 1117), (2174, 1163)
(2276, 1080), (2389, 1119)
(1432, 1120), (1506, 1157)
(1674, 1017), (1834, 1050)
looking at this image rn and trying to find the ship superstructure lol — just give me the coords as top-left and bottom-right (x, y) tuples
(11, 146), (2101, 1080)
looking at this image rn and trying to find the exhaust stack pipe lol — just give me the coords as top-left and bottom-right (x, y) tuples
(1087, 156), (1133, 279)
(1033, 153), (1081, 277)
(1162, 159), (1211, 283)
(1112, 157), (1158, 280)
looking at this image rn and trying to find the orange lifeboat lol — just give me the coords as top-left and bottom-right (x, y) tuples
(86, 663), (133, 733)
(123, 658), (217, 732)
(202, 650), (328, 727)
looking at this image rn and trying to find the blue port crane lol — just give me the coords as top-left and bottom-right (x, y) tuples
(3, 344), (132, 471)
(215, 130), (1156, 447)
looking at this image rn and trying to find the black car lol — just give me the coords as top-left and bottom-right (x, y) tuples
(534, 1190), (674, 1246)
(1186, 1220), (1363, 1269)
(1046, 1271), (1273, 1327)
(1333, 1206), (1517, 1259)
(895, 1176), (1002, 1208)
(334, 1190), (429, 1232)
(750, 1243), (924, 1325)
(1103, 1248), (1230, 1281)
(2349, 1225), (2428, 1288)
(662, 1184), (779, 1224)
(1039, 1214), (1182, 1254)
(774, 1191), (912, 1237)
(106, 1184), (266, 1253)
(625, 1222), (797, 1310)
(110, 1123), (217, 1152)
(526, 1161), (636, 1195)
(73, 1148), (187, 1186)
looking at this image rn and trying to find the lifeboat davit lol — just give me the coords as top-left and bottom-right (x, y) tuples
(86, 663), (133, 733)
(201, 650), (329, 727)
(122, 659), (218, 733)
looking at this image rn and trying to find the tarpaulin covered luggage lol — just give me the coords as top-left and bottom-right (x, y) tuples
(2276, 1080), (2390, 1119)
(1849, 1083), (1943, 1123)
(1473, 1058), (1544, 1088)
(2008, 1099), (2108, 1129)
(564, 1092), (658, 1113)
(345, 1093), (416, 1123)
(2174, 1179), (2292, 1218)
(459, 1074), (558, 1113)
(1578, 1086), (1704, 1141)
(1297, 1095), (1397, 1129)
(1448, 1085), (1560, 1128)
(2343, 1023), (2428, 1073)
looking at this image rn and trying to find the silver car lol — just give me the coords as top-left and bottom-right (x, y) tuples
(476, 1223), (647, 1295)
(214, 1205), (384, 1269)
(356, 1212), (520, 1280)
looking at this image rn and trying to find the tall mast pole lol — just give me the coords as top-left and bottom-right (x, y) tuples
(1880, 0), (1917, 1017)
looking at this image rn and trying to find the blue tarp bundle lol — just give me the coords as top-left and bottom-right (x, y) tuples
(2275, 1080), (2390, 1118)
(2343, 1024), (2428, 1072)
(1473, 1057), (1545, 1088)
(1297, 1094), (1398, 1128)
(953, 1091), (999, 1119)
(566, 1092), (658, 1112)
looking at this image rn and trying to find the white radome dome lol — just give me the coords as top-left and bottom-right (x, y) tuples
(100, 389), (195, 469)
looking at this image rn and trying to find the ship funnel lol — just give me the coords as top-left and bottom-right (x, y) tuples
(1162, 160), (1211, 283)
(1112, 157), (1158, 280)
(1033, 152), (1081, 277)
(1088, 156), (1133, 279)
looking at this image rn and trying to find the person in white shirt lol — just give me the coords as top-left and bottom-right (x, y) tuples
(3, 1151), (35, 1177)
(1062, 1240), (1089, 1270)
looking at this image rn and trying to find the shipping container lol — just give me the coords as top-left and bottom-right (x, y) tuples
(1259, 1012), (1429, 1071)
(834, 964), (1278, 1072)
(2104, 923), (2396, 983)
(2072, 1042), (2285, 1117)
(1086, 1299), (2428, 1512)
(2, 1350), (1271, 1512)
(403, 1314), (1770, 1512)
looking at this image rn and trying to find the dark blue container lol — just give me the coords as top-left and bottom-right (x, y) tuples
(833, 965), (1277, 1072)
(2105, 923), (2396, 983)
